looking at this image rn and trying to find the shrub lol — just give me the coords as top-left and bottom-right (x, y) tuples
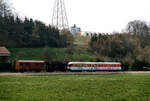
(131, 60), (149, 71)
(121, 61), (129, 71)
(0, 63), (12, 72)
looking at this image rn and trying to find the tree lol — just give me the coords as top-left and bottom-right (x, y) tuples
(90, 33), (137, 58)
(43, 47), (51, 61)
(0, 0), (11, 46)
(0, 0), (74, 48)
(60, 29), (74, 47)
(0, 0), (11, 17)
(0, 29), (8, 46)
(126, 20), (149, 36)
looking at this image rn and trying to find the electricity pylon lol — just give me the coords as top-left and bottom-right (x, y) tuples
(52, 0), (69, 30)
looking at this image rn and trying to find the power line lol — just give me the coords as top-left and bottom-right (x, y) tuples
(52, 0), (69, 30)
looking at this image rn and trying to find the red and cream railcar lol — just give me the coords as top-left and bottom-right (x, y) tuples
(67, 62), (121, 71)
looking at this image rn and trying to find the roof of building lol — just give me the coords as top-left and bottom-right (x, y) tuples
(0, 47), (10, 56)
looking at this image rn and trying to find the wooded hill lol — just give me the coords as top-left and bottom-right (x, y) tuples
(0, 0), (73, 48)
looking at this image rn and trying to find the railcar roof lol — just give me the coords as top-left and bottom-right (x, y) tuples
(17, 60), (45, 63)
(68, 62), (121, 64)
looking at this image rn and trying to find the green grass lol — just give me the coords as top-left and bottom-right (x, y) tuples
(8, 48), (66, 61)
(0, 74), (150, 101)
(74, 35), (90, 48)
(7, 36), (97, 62)
(8, 48), (97, 62)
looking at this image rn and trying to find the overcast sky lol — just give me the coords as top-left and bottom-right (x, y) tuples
(11, 0), (150, 33)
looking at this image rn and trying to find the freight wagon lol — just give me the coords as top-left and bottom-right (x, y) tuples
(16, 60), (46, 72)
(67, 62), (121, 71)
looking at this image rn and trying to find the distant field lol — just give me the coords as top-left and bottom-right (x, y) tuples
(0, 74), (150, 101)
(8, 47), (97, 62)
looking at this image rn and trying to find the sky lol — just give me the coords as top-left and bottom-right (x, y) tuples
(11, 0), (150, 33)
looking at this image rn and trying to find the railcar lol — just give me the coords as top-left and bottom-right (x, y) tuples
(16, 60), (46, 72)
(67, 62), (121, 71)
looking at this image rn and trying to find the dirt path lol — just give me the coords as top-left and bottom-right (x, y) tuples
(0, 71), (150, 76)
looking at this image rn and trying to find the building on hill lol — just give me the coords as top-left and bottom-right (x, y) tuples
(71, 24), (81, 34)
(0, 47), (10, 63)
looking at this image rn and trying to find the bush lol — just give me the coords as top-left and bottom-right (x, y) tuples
(131, 60), (149, 71)
(0, 63), (12, 72)
(121, 61), (129, 71)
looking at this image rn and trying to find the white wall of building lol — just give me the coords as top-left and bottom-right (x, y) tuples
(71, 24), (81, 34)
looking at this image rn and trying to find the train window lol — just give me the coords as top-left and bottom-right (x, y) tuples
(108, 64), (111, 67)
(75, 64), (82, 67)
(111, 64), (114, 67)
(98, 64), (101, 67)
(78, 64), (82, 67)
(100, 64), (103, 67)
(87, 64), (91, 67)
(104, 64), (107, 67)
(91, 64), (94, 67)
(83, 64), (86, 67)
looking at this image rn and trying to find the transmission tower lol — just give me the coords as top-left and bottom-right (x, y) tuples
(52, 0), (69, 30)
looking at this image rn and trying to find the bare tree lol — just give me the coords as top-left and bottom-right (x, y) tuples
(126, 20), (149, 36)
(0, 0), (11, 17)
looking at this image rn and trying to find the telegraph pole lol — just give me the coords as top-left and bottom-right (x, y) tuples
(52, 0), (69, 30)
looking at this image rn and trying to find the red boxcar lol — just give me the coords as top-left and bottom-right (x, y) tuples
(16, 60), (46, 72)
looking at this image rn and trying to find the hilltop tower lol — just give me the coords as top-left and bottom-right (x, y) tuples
(52, 0), (69, 30)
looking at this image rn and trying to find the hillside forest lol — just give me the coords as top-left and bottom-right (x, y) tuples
(0, 0), (73, 48)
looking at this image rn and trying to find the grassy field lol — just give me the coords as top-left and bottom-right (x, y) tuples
(0, 74), (150, 101)
(8, 47), (97, 62)
(74, 35), (90, 48)
(8, 36), (97, 62)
